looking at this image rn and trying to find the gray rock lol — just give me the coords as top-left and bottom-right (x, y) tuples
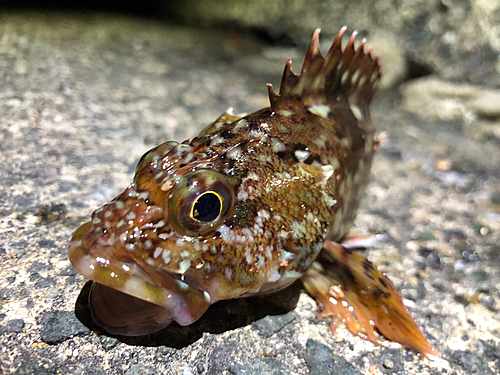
(100, 335), (120, 350)
(401, 76), (500, 146)
(40, 310), (90, 344)
(229, 357), (290, 375)
(125, 363), (156, 375)
(165, 0), (500, 86)
(305, 339), (361, 375)
(252, 311), (296, 338)
(1, 319), (25, 333)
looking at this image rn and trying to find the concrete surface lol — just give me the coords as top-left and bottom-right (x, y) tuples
(0, 12), (499, 375)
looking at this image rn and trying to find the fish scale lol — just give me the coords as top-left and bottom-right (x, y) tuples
(69, 27), (438, 356)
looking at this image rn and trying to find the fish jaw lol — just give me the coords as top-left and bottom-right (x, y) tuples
(68, 220), (211, 327)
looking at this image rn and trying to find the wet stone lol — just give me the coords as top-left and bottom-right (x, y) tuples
(1, 319), (25, 333)
(305, 339), (361, 375)
(38, 239), (57, 249)
(451, 349), (495, 374)
(229, 357), (289, 375)
(383, 359), (394, 369)
(28, 260), (50, 273)
(35, 276), (57, 289)
(0, 288), (16, 301)
(40, 310), (90, 344)
(100, 335), (119, 350)
(252, 311), (296, 338)
(125, 363), (156, 375)
(382, 146), (402, 161)
(6, 276), (15, 284)
(44, 287), (59, 299)
(37, 203), (67, 222)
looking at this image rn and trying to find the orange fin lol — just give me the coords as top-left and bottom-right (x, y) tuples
(301, 240), (439, 356)
(268, 27), (381, 116)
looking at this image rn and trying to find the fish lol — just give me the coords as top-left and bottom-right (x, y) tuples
(69, 27), (438, 356)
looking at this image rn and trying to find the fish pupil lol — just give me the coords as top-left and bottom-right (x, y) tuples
(192, 192), (221, 222)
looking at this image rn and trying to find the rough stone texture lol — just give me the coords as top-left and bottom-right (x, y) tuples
(0, 11), (500, 375)
(401, 77), (500, 142)
(305, 339), (361, 375)
(39, 310), (90, 344)
(166, 0), (500, 87)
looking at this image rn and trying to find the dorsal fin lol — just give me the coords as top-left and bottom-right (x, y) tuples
(267, 27), (381, 116)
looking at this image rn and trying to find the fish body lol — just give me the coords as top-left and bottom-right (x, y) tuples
(69, 28), (437, 355)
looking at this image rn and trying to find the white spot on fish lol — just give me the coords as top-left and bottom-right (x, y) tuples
(107, 233), (115, 246)
(350, 103), (363, 121)
(204, 291), (211, 303)
(295, 150), (310, 163)
(290, 220), (307, 239)
(272, 138), (286, 152)
(225, 267), (232, 280)
(92, 217), (101, 224)
(341, 71), (349, 84)
(144, 239), (152, 249)
(308, 104), (330, 119)
(161, 180), (174, 191)
(104, 211), (112, 218)
(257, 209), (270, 220)
(340, 137), (351, 148)
(138, 191), (150, 200)
(277, 109), (294, 117)
(126, 212), (136, 221)
(154, 220), (165, 228)
(159, 233), (169, 240)
(247, 171), (259, 181)
(351, 69), (360, 84)
(179, 260), (191, 274)
(281, 250), (296, 261)
(154, 246), (163, 258)
(233, 119), (247, 132)
(125, 243), (136, 251)
(226, 147), (242, 160)
(176, 279), (190, 290)
(162, 250), (171, 264)
(115, 201), (125, 210)
(329, 157), (340, 170)
(211, 134), (224, 145)
(313, 134), (327, 148)
(281, 270), (302, 284)
(268, 270), (281, 282)
(320, 165), (334, 187)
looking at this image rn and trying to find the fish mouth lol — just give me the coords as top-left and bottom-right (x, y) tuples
(69, 222), (211, 332)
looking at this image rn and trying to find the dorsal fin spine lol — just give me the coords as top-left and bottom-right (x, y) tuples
(268, 27), (382, 114)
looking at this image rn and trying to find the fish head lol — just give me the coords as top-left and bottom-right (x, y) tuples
(68, 130), (271, 335)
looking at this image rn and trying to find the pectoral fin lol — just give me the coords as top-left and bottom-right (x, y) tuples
(301, 240), (439, 356)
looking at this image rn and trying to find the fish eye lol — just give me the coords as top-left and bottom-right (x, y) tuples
(168, 170), (234, 236)
(191, 191), (222, 223)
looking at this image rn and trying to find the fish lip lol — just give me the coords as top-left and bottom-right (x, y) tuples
(69, 230), (209, 326)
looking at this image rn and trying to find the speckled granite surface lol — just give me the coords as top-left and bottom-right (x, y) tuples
(0, 12), (499, 375)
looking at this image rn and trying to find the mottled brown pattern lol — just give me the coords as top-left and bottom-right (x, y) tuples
(68, 28), (437, 355)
